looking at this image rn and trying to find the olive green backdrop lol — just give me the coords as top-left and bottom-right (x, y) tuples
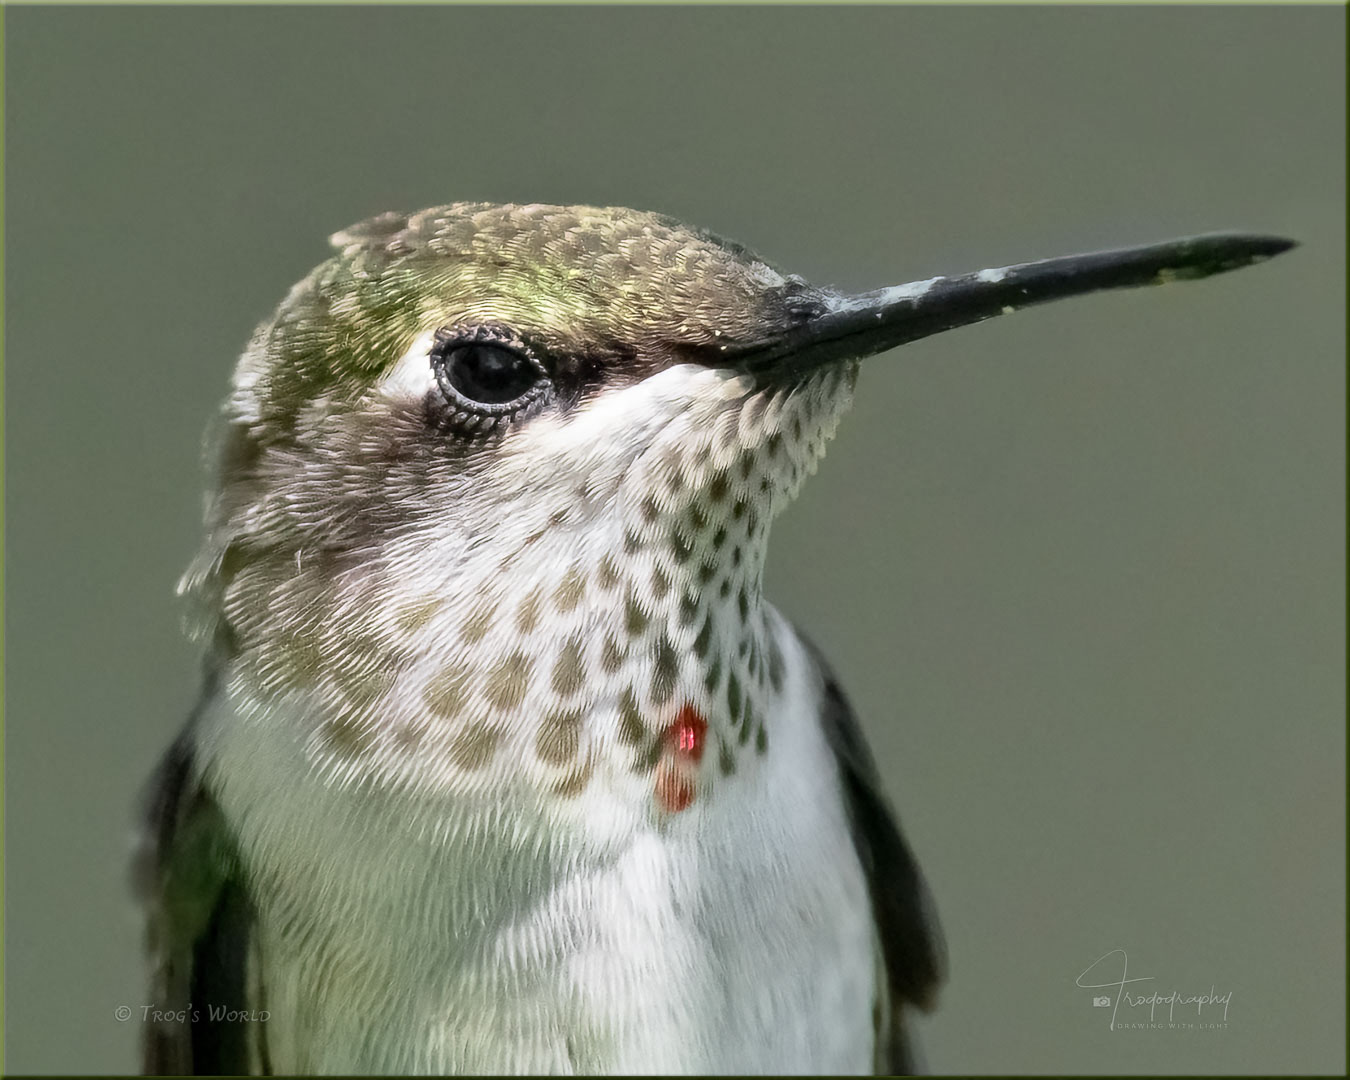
(5, 5), (1344, 1075)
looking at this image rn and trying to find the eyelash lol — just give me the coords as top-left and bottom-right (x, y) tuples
(428, 324), (553, 437)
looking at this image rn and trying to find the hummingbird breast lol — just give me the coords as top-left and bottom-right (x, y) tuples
(199, 606), (878, 1074)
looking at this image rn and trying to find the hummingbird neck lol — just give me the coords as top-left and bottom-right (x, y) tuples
(198, 362), (856, 811)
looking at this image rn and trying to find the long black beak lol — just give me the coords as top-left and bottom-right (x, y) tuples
(732, 232), (1296, 376)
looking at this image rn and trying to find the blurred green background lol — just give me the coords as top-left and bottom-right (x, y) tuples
(6, 5), (1344, 1075)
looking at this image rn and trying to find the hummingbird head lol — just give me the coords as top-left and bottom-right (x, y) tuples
(188, 204), (1291, 804)
(192, 204), (861, 800)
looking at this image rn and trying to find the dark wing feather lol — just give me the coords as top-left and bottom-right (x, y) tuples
(801, 634), (946, 1075)
(134, 718), (266, 1076)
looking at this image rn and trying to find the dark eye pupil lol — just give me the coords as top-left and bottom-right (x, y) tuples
(445, 344), (537, 405)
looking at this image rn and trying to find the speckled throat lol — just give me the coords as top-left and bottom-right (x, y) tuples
(208, 351), (857, 816)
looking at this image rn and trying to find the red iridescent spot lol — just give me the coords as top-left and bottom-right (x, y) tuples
(666, 704), (708, 762)
(652, 704), (708, 813)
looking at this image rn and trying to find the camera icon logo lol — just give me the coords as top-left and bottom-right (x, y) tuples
(1092, 996), (1112, 1008)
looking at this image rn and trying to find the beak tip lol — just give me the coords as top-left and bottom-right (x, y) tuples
(1206, 231), (1299, 266)
(1249, 233), (1299, 257)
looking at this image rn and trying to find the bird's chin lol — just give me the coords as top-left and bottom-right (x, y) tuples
(730, 358), (860, 510)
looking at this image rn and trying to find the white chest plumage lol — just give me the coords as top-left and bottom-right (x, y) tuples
(202, 611), (878, 1075)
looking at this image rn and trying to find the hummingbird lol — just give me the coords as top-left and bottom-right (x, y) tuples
(136, 203), (1293, 1075)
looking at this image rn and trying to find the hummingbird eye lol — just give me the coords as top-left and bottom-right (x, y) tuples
(444, 343), (536, 404)
(430, 325), (551, 432)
